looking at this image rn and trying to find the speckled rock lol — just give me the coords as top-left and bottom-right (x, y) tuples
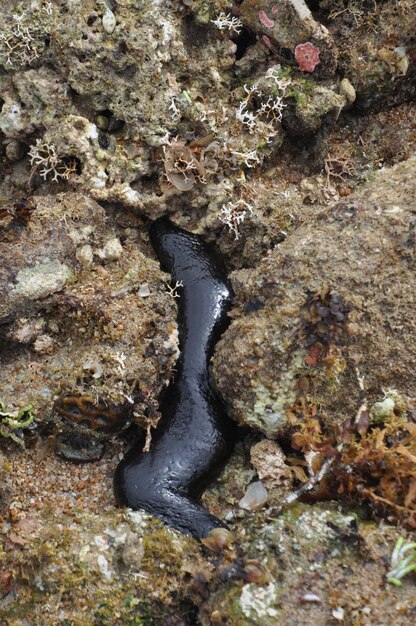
(11, 261), (72, 301)
(214, 158), (416, 437)
(0, 505), (199, 625)
(0, 193), (99, 324)
(239, 0), (338, 75)
(199, 503), (416, 626)
(291, 83), (345, 132)
(320, 0), (416, 111)
(0, 192), (178, 441)
(0, 2), (415, 624)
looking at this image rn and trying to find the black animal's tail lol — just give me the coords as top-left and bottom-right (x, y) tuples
(114, 461), (228, 538)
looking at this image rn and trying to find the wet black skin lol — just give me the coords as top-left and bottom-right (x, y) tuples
(113, 217), (236, 538)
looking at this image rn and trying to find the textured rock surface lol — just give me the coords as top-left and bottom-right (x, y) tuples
(0, 192), (179, 441)
(199, 503), (416, 626)
(240, 0), (338, 74)
(214, 158), (416, 437)
(0, 0), (415, 624)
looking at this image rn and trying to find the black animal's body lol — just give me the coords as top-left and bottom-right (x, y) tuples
(113, 217), (236, 538)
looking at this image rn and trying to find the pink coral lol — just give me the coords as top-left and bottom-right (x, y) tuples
(258, 10), (275, 29)
(294, 42), (321, 72)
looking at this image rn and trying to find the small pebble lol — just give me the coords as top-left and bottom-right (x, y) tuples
(340, 78), (356, 106)
(76, 244), (94, 265)
(332, 607), (345, 620)
(97, 237), (123, 261)
(300, 593), (321, 603)
(239, 481), (269, 511)
(102, 8), (116, 34)
(5, 139), (25, 162)
(33, 334), (54, 354)
(138, 283), (151, 297)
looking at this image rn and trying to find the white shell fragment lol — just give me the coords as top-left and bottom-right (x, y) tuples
(332, 607), (345, 621)
(82, 360), (103, 379)
(138, 283), (151, 298)
(300, 593), (321, 603)
(102, 8), (116, 34)
(239, 481), (269, 511)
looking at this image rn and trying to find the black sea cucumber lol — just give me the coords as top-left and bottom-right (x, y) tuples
(113, 217), (236, 538)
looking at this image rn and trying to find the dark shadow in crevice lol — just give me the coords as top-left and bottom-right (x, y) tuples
(234, 27), (257, 60)
(304, 0), (321, 11)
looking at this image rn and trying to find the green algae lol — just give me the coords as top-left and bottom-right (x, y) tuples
(0, 399), (34, 446)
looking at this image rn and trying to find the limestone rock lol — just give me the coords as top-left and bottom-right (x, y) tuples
(214, 158), (416, 437)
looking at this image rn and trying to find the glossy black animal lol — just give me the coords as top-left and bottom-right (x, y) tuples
(113, 217), (236, 538)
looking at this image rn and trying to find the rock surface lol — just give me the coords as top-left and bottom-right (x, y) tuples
(214, 158), (416, 437)
(0, 192), (179, 448)
(0, 0), (415, 624)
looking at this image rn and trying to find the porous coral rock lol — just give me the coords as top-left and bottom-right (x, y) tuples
(199, 503), (416, 626)
(9, 67), (78, 133)
(0, 0), (360, 218)
(0, 1), (415, 623)
(214, 158), (416, 437)
(287, 82), (345, 133)
(0, 192), (178, 438)
(250, 439), (293, 498)
(240, 0), (338, 74)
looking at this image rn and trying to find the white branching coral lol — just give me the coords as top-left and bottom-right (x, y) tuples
(163, 68), (291, 185)
(236, 67), (291, 133)
(28, 141), (59, 179)
(220, 199), (253, 240)
(236, 85), (261, 131)
(169, 97), (181, 120)
(230, 149), (260, 168)
(0, 21), (39, 66)
(28, 140), (76, 182)
(42, 2), (53, 15)
(236, 86), (261, 131)
(166, 280), (183, 298)
(211, 12), (243, 34)
(265, 66), (292, 90)
(259, 95), (287, 122)
(0, 7), (53, 67)
(236, 103), (257, 131)
(112, 351), (127, 376)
